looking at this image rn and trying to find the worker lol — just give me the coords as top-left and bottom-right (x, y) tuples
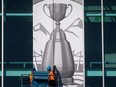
(29, 68), (36, 85)
(46, 66), (57, 86)
(52, 65), (63, 87)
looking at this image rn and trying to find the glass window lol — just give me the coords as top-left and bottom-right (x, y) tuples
(85, 0), (103, 87)
(104, 0), (116, 87)
(4, 0), (32, 87)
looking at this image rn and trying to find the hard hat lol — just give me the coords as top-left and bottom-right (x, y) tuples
(46, 66), (51, 71)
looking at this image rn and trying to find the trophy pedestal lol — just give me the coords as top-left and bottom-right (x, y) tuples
(42, 28), (75, 80)
(62, 77), (74, 85)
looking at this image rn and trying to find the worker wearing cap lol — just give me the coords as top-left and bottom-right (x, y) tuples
(46, 66), (56, 86)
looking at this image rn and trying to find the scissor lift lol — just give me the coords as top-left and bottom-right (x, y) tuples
(20, 71), (61, 87)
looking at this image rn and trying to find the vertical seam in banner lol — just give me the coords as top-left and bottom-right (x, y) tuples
(53, 0), (54, 65)
(101, 0), (105, 87)
(2, 0), (4, 87)
(83, 0), (85, 87)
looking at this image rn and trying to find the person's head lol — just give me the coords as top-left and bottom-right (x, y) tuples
(46, 66), (51, 72)
(32, 67), (36, 71)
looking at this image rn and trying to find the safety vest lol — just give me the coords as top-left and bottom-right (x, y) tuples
(49, 71), (55, 80)
(29, 72), (33, 82)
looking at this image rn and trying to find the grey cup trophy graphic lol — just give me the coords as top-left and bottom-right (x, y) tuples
(43, 3), (72, 21)
(42, 3), (75, 85)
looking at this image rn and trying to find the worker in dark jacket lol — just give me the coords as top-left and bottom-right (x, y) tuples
(54, 65), (63, 87)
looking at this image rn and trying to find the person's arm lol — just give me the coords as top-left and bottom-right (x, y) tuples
(53, 65), (56, 74)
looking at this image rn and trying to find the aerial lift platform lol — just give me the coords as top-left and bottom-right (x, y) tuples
(19, 70), (61, 87)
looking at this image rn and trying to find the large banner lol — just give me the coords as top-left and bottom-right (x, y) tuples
(33, 0), (84, 86)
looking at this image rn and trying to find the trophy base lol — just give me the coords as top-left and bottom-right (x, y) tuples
(62, 77), (74, 85)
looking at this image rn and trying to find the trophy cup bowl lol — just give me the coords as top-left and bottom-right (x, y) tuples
(43, 3), (72, 21)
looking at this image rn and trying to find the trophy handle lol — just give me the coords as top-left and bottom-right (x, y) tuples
(65, 4), (73, 18)
(43, 4), (51, 18)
